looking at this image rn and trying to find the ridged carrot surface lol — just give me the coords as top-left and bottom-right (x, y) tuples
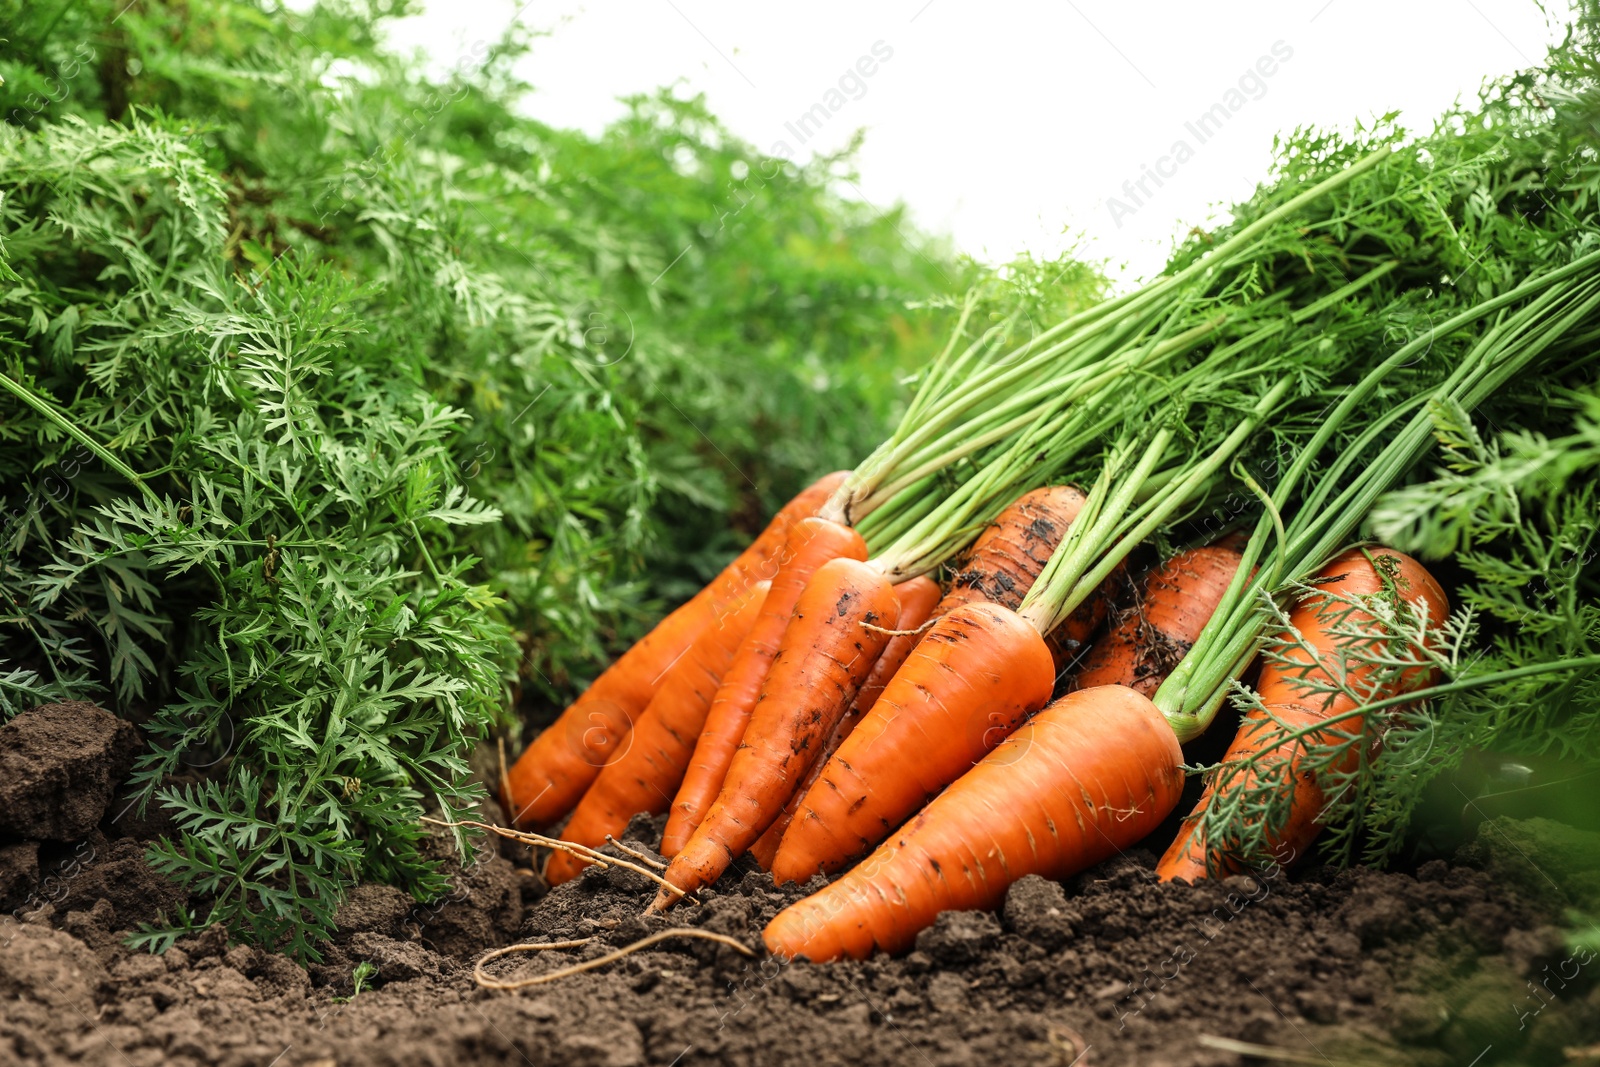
(1073, 544), (1245, 697)
(653, 556), (899, 906)
(932, 484), (1110, 671)
(748, 574), (941, 870)
(659, 516), (868, 856)
(769, 601), (1055, 884)
(934, 485), (1085, 617)
(1157, 547), (1448, 882)
(764, 685), (1185, 960)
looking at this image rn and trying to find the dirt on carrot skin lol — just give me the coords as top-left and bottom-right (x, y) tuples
(2, 703), (1598, 1067)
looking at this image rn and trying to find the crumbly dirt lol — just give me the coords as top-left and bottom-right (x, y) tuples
(2, 703), (1598, 1067)
(0, 703), (138, 842)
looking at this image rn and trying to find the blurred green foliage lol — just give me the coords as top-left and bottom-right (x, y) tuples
(0, 0), (1102, 953)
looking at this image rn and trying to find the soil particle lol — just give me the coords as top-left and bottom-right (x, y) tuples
(914, 909), (1001, 966)
(0, 702), (139, 841)
(346, 932), (458, 983)
(1002, 873), (1076, 950)
(61, 897), (122, 962)
(334, 882), (420, 939)
(0, 840), (41, 910)
(0, 920), (110, 1010)
(411, 809), (526, 960)
(48, 835), (188, 930)
(0, 701), (1595, 1067)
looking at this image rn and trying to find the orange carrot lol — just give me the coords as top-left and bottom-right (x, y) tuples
(764, 684), (1185, 960)
(1042, 570), (1120, 674)
(844, 575), (944, 722)
(1073, 545), (1246, 698)
(1156, 547), (1448, 882)
(659, 516), (868, 856)
(652, 555), (900, 907)
(748, 574), (941, 870)
(931, 484), (1113, 672)
(502, 472), (846, 828)
(543, 580), (769, 886)
(765, 486), (1139, 884)
(768, 600), (1055, 884)
(935, 485), (1086, 617)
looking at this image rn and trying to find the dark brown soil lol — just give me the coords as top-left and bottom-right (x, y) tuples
(3, 703), (1598, 1067)
(0, 703), (138, 842)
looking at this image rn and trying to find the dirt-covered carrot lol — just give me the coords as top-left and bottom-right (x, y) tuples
(765, 684), (1184, 960)
(543, 581), (769, 886)
(652, 556), (900, 907)
(931, 483), (1112, 670)
(843, 575), (943, 723)
(1073, 544), (1245, 697)
(935, 486), (1086, 615)
(763, 385), (1289, 892)
(1156, 547), (1448, 882)
(748, 574), (941, 870)
(659, 517), (868, 856)
(502, 472), (846, 828)
(765, 168), (1600, 962)
(764, 487), (1134, 884)
(769, 601), (1056, 884)
(752, 365), (1273, 887)
(764, 377), (1331, 943)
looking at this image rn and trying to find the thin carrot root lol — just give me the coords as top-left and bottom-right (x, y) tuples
(421, 816), (688, 902)
(604, 835), (667, 871)
(1156, 547), (1449, 882)
(503, 472), (846, 829)
(653, 555), (899, 909)
(849, 575), (943, 717)
(764, 685), (1184, 961)
(660, 516), (868, 857)
(475, 929), (754, 990)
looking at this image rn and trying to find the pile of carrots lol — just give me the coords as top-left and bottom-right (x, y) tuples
(499, 140), (1600, 961)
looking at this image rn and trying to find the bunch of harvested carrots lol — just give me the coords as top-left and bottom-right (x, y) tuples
(500, 101), (1600, 961)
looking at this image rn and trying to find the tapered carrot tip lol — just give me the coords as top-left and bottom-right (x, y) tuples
(647, 878), (691, 913)
(1154, 547), (1449, 882)
(651, 833), (722, 911)
(1155, 818), (1212, 883)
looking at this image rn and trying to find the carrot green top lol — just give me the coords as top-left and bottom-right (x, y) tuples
(851, 149), (1404, 580)
(1155, 252), (1600, 741)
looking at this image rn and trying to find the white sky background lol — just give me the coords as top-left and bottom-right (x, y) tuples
(378, 0), (1576, 285)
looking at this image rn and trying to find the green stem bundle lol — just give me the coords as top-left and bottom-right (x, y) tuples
(1157, 249), (1600, 741)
